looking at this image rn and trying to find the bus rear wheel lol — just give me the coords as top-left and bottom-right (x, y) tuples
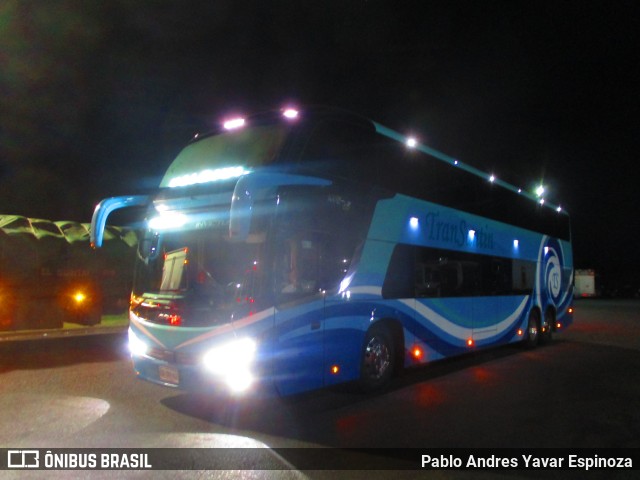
(524, 310), (540, 349)
(540, 309), (554, 345)
(359, 325), (395, 392)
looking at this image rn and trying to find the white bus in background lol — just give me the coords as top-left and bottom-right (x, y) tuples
(574, 269), (596, 297)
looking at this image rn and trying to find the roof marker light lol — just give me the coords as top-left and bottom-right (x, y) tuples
(513, 239), (519, 249)
(468, 229), (476, 241)
(406, 137), (417, 148)
(539, 198), (545, 205)
(282, 108), (299, 119)
(536, 185), (545, 197)
(556, 206), (562, 213)
(518, 188), (522, 193)
(223, 117), (245, 130)
(489, 174), (496, 183)
(409, 216), (419, 229)
(454, 160), (459, 165)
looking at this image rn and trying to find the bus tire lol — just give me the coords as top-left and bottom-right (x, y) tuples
(359, 324), (395, 392)
(540, 308), (554, 345)
(524, 310), (540, 349)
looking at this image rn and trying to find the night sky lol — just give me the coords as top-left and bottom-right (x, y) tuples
(1, 1), (639, 290)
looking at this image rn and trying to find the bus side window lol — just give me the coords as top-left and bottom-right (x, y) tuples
(278, 231), (342, 300)
(415, 263), (442, 298)
(392, 243), (541, 299)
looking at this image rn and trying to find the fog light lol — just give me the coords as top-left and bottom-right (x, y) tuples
(128, 328), (148, 356)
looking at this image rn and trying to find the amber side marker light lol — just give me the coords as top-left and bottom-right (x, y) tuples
(412, 347), (423, 360)
(330, 365), (340, 375)
(467, 338), (474, 347)
(517, 329), (523, 336)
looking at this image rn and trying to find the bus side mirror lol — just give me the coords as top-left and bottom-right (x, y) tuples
(90, 195), (150, 247)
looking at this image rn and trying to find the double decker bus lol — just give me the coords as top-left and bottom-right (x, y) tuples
(91, 106), (573, 396)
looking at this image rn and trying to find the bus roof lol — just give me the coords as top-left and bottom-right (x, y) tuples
(164, 106), (568, 219)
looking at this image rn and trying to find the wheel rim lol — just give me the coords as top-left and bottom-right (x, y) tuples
(545, 312), (553, 333)
(363, 335), (391, 380)
(529, 317), (539, 342)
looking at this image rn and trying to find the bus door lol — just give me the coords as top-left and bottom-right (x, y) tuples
(272, 229), (327, 396)
(271, 185), (366, 394)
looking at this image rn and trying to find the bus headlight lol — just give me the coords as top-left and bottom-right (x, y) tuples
(128, 328), (149, 357)
(202, 338), (256, 392)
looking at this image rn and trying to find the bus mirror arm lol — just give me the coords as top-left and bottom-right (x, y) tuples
(90, 195), (151, 248)
(229, 173), (331, 241)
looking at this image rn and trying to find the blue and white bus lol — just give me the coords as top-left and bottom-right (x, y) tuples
(91, 106), (573, 396)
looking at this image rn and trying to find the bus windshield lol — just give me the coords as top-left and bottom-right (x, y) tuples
(160, 124), (289, 188)
(132, 225), (268, 327)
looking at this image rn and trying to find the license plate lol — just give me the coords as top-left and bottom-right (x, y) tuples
(158, 365), (180, 385)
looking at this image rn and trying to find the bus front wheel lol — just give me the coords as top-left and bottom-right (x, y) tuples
(359, 325), (395, 392)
